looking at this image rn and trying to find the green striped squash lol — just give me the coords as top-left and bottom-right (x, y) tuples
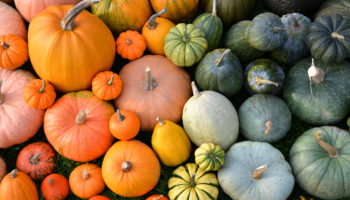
(168, 163), (219, 200)
(195, 143), (225, 172)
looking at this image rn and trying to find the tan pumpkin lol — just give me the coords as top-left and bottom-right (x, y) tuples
(0, 156), (6, 182)
(0, 1), (27, 40)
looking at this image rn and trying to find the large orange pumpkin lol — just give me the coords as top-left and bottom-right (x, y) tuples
(0, 68), (44, 148)
(28, 0), (115, 93)
(114, 55), (191, 131)
(150, 0), (199, 23)
(102, 140), (161, 197)
(0, 1), (27, 40)
(0, 156), (6, 182)
(44, 90), (115, 162)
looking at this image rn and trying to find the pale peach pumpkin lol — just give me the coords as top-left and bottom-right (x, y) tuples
(0, 1), (27, 40)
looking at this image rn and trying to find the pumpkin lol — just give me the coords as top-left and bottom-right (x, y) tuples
(290, 126), (350, 199)
(0, 156), (6, 182)
(0, 34), (28, 69)
(0, 0), (13, 4)
(247, 12), (286, 51)
(92, 71), (122, 100)
(0, 69), (44, 148)
(283, 58), (350, 125)
(315, 0), (350, 19)
(164, 23), (208, 67)
(16, 142), (56, 180)
(150, 0), (199, 23)
(102, 140), (161, 197)
(28, 0), (115, 93)
(109, 109), (140, 140)
(194, 143), (225, 172)
(152, 117), (191, 167)
(116, 30), (146, 61)
(44, 90), (115, 162)
(114, 55), (191, 131)
(195, 48), (243, 96)
(41, 173), (70, 200)
(69, 164), (105, 199)
(182, 82), (239, 150)
(23, 79), (56, 109)
(89, 196), (111, 200)
(306, 14), (350, 63)
(224, 20), (264, 63)
(168, 163), (219, 200)
(0, 169), (39, 200)
(14, 0), (81, 22)
(91, 0), (152, 35)
(142, 8), (175, 55)
(147, 194), (169, 200)
(218, 141), (294, 200)
(239, 94), (292, 143)
(0, 1), (27, 40)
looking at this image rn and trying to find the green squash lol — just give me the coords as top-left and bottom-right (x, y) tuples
(164, 23), (208, 67)
(262, 0), (323, 16)
(224, 20), (264, 63)
(306, 14), (350, 63)
(283, 58), (350, 125)
(247, 12), (286, 51)
(195, 143), (225, 172)
(239, 94), (291, 143)
(218, 141), (294, 200)
(195, 49), (243, 96)
(315, 0), (350, 19)
(290, 126), (350, 199)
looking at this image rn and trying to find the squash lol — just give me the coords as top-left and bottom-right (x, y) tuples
(315, 0), (350, 19)
(102, 140), (161, 197)
(150, 0), (199, 23)
(182, 82), (239, 150)
(290, 126), (350, 199)
(116, 30), (146, 61)
(41, 173), (70, 200)
(152, 117), (191, 167)
(0, 2), (27, 40)
(114, 55), (191, 131)
(238, 94), (292, 143)
(44, 91), (115, 162)
(164, 23), (208, 67)
(0, 68), (44, 148)
(306, 14), (350, 63)
(23, 79), (56, 109)
(0, 34), (28, 69)
(28, 0), (115, 93)
(147, 195), (169, 200)
(0, 156), (6, 182)
(168, 163), (219, 200)
(91, 71), (122, 101)
(89, 196), (111, 200)
(262, 0), (323, 16)
(194, 143), (225, 171)
(109, 109), (140, 141)
(195, 49), (243, 96)
(283, 58), (350, 125)
(218, 141), (294, 200)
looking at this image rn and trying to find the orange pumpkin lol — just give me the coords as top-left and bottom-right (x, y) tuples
(0, 1), (27, 40)
(89, 195), (111, 200)
(114, 55), (191, 131)
(102, 140), (161, 197)
(109, 109), (140, 140)
(23, 79), (56, 109)
(44, 90), (115, 162)
(28, 0), (115, 93)
(69, 164), (105, 199)
(0, 156), (6, 182)
(0, 34), (28, 69)
(147, 194), (169, 200)
(92, 71), (122, 100)
(116, 30), (146, 61)
(41, 173), (70, 200)
(150, 0), (199, 23)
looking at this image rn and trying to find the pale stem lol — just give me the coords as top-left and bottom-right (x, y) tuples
(117, 109), (125, 121)
(0, 42), (9, 49)
(75, 110), (87, 125)
(82, 170), (89, 180)
(331, 32), (344, 40)
(121, 161), (132, 172)
(252, 165), (267, 179)
(153, 195), (164, 200)
(107, 75), (114, 86)
(308, 58), (324, 84)
(156, 117), (165, 126)
(10, 169), (18, 178)
(215, 49), (231, 66)
(39, 80), (46, 93)
(143, 67), (157, 90)
(147, 7), (167, 29)
(254, 77), (279, 87)
(264, 120), (272, 135)
(212, 0), (217, 16)
(30, 152), (42, 164)
(315, 131), (339, 158)
(191, 81), (200, 98)
(126, 39), (132, 45)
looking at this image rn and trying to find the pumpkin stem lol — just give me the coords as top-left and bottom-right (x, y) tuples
(0, 80), (4, 104)
(331, 32), (344, 40)
(315, 131), (339, 158)
(254, 76), (279, 87)
(60, 0), (101, 31)
(117, 109), (125, 121)
(107, 75), (114, 86)
(143, 67), (157, 91)
(191, 81), (200, 98)
(147, 7), (167, 30)
(39, 80), (46, 93)
(30, 152), (42, 164)
(183, 29), (188, 42)
(48, 179), (54, 184)
(126, 39), (132, 45)
(291, 15), (300, 29)
(121, 161), (132, 172)
(10, 169), (18, 178)
(252, 164), (267, 179)
(156, 117), (165, 126)
(308, 58), (324, 84)
(153, 195), (164, 200)
(212, 0), (217, 16)
(190, 174), (196, 187)
(0, 42), (9, 49)
(264, 120), (272, 135)
(75, 110), (87, 125)
(215, 49), (231, 66)
(82, 170), (90, 180)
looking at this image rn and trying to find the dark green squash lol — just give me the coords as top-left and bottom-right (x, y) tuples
(195, 49), (243, 96)
(315, 0), (350, 19)
(262, 0), (323, 16)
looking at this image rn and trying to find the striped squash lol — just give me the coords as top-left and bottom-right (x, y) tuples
(150, 0), (199, 23)
(168, 163), (219, 200)
(195, 143), (225, 172)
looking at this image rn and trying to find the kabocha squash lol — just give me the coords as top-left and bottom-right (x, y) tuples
(218, 141), (294, 200)
(195, 49), (243, 96)
(0, 69), (44, 148)
(41, 173), (70, 200)
(150, 0), (199, 23)
(0, 156), (6, 182)
(182, 82), (239, 150)
(306, 14), (350, 63)
(102, 140), (161, 197)
(164, 23), (208, 67)
(28, 0), (115, 93)
(23, 79), (56, 109)
(290, 126), (350, 199)
(92, 71), (122, 101)
(168, 163), (219, 200)
(152, 117), (191, 167)
(116, 31), (146, 61)
(114, 55), (191, 131)
(239, 94), (292, 143)
(147, 195), (169, 200)
(44, 91), (114, 162)
(195, 143), (225, 171)
(315, 0), (350, 19)
(283, 58), (350, 124)
(0, 1), (27, 40)
(109, 109), (140, 141)
(90, 196), (111, 200)
(0, 34), (28, 69)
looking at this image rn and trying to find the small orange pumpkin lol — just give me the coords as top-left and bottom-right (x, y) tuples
(23, 79), (56, 109)
(0, 34), (28, 69)
(116, 30), (146, 60)
(41, 173), (70, 200)
(146, 194), (169, 200)
(89, 195), (111, 200)
(92, 71), (122, 100)
(109, 109), (140, 140)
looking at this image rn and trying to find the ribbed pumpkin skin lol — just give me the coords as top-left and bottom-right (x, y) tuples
(150, 0), (199, 23)
(0, 34), (28, 70)
(306, 14), (350, 63)
(195, 49), (243, 96)
(195, 143), (225, 172)
(0, 1), (27, 40)
(290, 126), (350, 199)
(283, 58), (350, 125)
(315, 0), (350, 19)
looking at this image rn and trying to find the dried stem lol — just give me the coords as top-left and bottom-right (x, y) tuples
(147, 7), (167, 29)
(121, 161), (132, 172)
(315, 131), (339, 158)
(156, 117), (165, 126)
(215, 49), (230, 66)
(252, 165), (267, 179)
(264, 120), (272, 135)
(75, 110), (87, 125)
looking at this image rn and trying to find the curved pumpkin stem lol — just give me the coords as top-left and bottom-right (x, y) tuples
(0, 42), (9, 49)
(0, 80), (4, 104)
(331, 32), (344, 40)
(39, 80), (46, 93)
(315, 131), (339, 158)
(308, 58), (324, 84)
(156, 117), (165, 126)
(107, 75), (114, 86)
(82, 170), (90, 180)
(116, 109), (125, 121)
(254, 76), (279, 87)
(264, 120), (272, 135)
(10, 169), (18, 178)
(121, 161), (132, 172)
(30, 152), (42, 164)
(75, 110), (87, 125)
(212, 0), (217, 16)
(191, 82), (200, 98)
(252, 165), (267, 179)
(215, 49), (230, 66)
(147, 7), (167, 30)
(143, 67), (157, 91)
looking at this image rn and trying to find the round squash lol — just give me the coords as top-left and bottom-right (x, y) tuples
(89, 196), (111, 200)
(0, 1), (27, 40)
(0, 34), (28, 70)
(116, 30), (146, 61)
(150, 0), (199, 23)
(315, 0), (350, 19)
(41, 173), (70, 200)
(91, 71), (122, 101)
(109, 109), (140, 141)
(194, 143), (225, 172)
(0, 156), (6, 182)
(23, 79), (56, 109)
(146, 194), (169, 200)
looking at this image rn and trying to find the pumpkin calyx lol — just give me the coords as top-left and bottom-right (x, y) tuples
(252, 164), (267, 179)
(48, 179), (54, 184)
(117, 109), (125, 121)
(254, 76), (279, 87)
(60, 0), (101, 31)
(0, 42), (9, 49)
(30, 152), (42, 165)
(143, 67), (157, 91)
(146, 7), (167, 30)
(107, 75), (114, 86)
(0, 80), (4, 104)
(308, 58), (324, 84)
(10, 169), (18, 178)
(215, 49), (231, 66)
(190, 174), (196, 187)
(191, 82), (200, 98)
(331, 32), (344, 40)
(39, 80), (46, 93)
(121, 161), (132, 172)
(156, 117), (165, 126)
(82, 169), (90, 180)
(75, 110), (87, 125)
(212, 0), (217, 16)
(264, 120), (272, 135)
(315, 131), (339, 158)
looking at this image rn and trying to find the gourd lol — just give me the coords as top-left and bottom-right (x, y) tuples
(116, 30), (147, 61)
(91, 71), (122, 100)
(0, 1), (27, 40)
(194, 143), (225, 171)
(109, 109), (140, 141)
(150, 0), (199, 23)
(0, 34), (28, 69)
(23, 79), (56, 109)
(41, 173), (70, 200)
(315, 0), (350, 19)
(0, 156), (6, 182)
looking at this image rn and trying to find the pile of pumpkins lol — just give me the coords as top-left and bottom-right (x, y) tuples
(1, 0), (350, 199)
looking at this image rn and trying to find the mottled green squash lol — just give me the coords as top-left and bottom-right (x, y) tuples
(315, 0), (350, 19)
(195, 143), (225, 172)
